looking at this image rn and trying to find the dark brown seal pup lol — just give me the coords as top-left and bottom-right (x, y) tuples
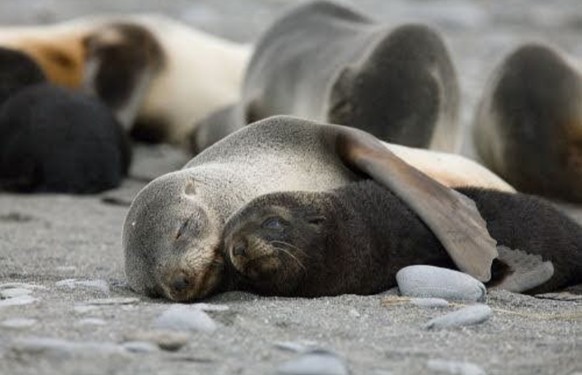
(472, 43), (582, 203)
(223, 180), (582, 297)
(192, 0), (460, 153)
(0, 47), (46, 106)
(0, 83), (131, 194)
(122, 116), (515, 302)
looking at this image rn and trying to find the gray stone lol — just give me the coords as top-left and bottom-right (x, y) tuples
(274, 341), (319, 353)
(192, 303), (230, 312)
(397, 265), (487, 302)
(424, 305), (493, 330)
(0, 295), (36, 308)
(123, 330), (190, 351)
(410, 298), (450, 308)
(277, 349), (350, 375)
(427, 359), (487, 375)
(122, 341), (159, 354)
(11, 337), (126, 358)
(55, 279), (110, 294)
(1, 318), (37, 328)
(0, 288), (33, 299)
(84, 297), (140, 305)
(154, 305), (217, 333)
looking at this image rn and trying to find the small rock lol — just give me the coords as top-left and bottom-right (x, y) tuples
(410, 298), (450, 308)
(424, 304), (492, 330)
(192, 303), (230, 312)
(397, 265), (486, 302)
(55, 279), (110, 294)
(11, 337), (126, 358)
(277, 349), (349, 375)
(122, 341), (159, 354)
(154, 305), (217, 333)
(427, 359), (487, 375)
(78, 318), (106, 326)
(123, 330), (190, 351)
(0, 283), (45, 290)
(274, 341), (318, 353)
(84, 297), (140, 305)
(0, 295), (36, 308)
(1, 318), (37, 328)
(0, 288), (33, 299)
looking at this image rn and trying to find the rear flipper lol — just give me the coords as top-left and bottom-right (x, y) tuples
(489, 245), (554, 293)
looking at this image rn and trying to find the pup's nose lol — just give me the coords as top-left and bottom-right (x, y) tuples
(232, 239), (247, 257)
(171, 274), (190, 293)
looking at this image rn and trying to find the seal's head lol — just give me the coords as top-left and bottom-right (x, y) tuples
(122, 171), (224, 301)
(222, 191), (330, 296)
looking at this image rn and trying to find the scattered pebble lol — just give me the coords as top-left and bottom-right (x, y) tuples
(11, 337), (126, 358)
(410, 298), (450, 308)
(424, 305), (493, 330)
(0, 283), (45, 290)
(84, 297), (140, 305)
(427, 359), (487, 375)
(122, 341), (159, 354)
(0, 288), (33, 299)
(55, 279), (110, 294)
(277, 349), (350, 375)
(274, 341), (318, 353)
(396, 265), (486, 302)
(78, 318), (106, 326)
(192, 303), (230, 312)
(123, 330), (190, 351)
(0, 295), (36, 308)
(154, 305), (217, 333)
(1, 318), (37, 328)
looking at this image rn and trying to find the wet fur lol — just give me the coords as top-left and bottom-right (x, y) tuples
(224, 181), (582, 297)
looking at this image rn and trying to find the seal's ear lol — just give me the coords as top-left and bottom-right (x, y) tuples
(325, 125), (498, 282)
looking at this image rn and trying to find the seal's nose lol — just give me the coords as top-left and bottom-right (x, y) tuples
(232, 239), (247, 257)
(171, 274), (190, 293)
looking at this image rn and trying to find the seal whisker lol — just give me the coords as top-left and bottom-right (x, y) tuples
(270, 244), (307, 272)
(270, 240), (310, 259)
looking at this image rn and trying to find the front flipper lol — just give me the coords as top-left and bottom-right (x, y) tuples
(326, 125), (498, 282)
(491, 246), (554, 293)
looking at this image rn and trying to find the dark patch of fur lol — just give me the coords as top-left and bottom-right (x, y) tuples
(0, 47), (46, 106)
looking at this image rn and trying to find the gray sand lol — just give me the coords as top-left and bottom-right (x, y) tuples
(0, 1), (581, 374)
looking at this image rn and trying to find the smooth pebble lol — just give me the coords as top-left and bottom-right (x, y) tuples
(123, 330), (189, 351)
(397, 265), (486, 302)
(0, 295), (36, 308)
(11, 337), (126, 358)
(277, 349), (349, 375)
(122, 341), (159, 353)
(154, 305), (217, 333)
(427, 359), (487, 375)
(55, 279), (110, 294)
(1, 318), (37, 328)
(0, 288), (33, 298)
(424, 304), (492, 329)
(192, 303), (230, 312)
(84, 297), (140, 305)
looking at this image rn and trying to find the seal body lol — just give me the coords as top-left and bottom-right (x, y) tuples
(0, 83), (130, 193)
(225, 1), (460, 152)
(473, 43), (582, 202)
(223, 180), (582, 297)
(0, 47), (46, 105)
(123, 116), (512, 301)
(0, 14), (251, 147)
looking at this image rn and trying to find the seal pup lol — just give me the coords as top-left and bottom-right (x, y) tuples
(0, 47), (46, 105)
(223, 180), (582, 297)
(472, 43), (582, 202)
(0, 83), (131, 194)
(122, 115), (513, 302)
(212, 1), (459, 152)
(0, 14), (251, 147)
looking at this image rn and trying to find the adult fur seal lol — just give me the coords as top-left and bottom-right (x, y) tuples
(223, 180), (582, 297)
(0, 83), (130, 193)
(123, 116), (514, 302)
(472, 43), (582, 202)
(0, 14), (251, 147)
(192, 1), (460, 153)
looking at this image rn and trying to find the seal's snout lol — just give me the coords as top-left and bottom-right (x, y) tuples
(232, 239), (247, 257)
(171, 274), (190, 293)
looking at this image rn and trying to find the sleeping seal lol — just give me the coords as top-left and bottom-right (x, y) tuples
(472, 43), (582, 202)
(223, 180), (581, 297)
(0, 14), (251, 147)
(123, 116), (514, 302)
(192, 1), (460, 153)
(0, 83), (130, 193)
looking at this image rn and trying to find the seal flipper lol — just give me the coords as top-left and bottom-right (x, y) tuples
(327, 125), (498, 282)
(490, 245), (555, 293)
